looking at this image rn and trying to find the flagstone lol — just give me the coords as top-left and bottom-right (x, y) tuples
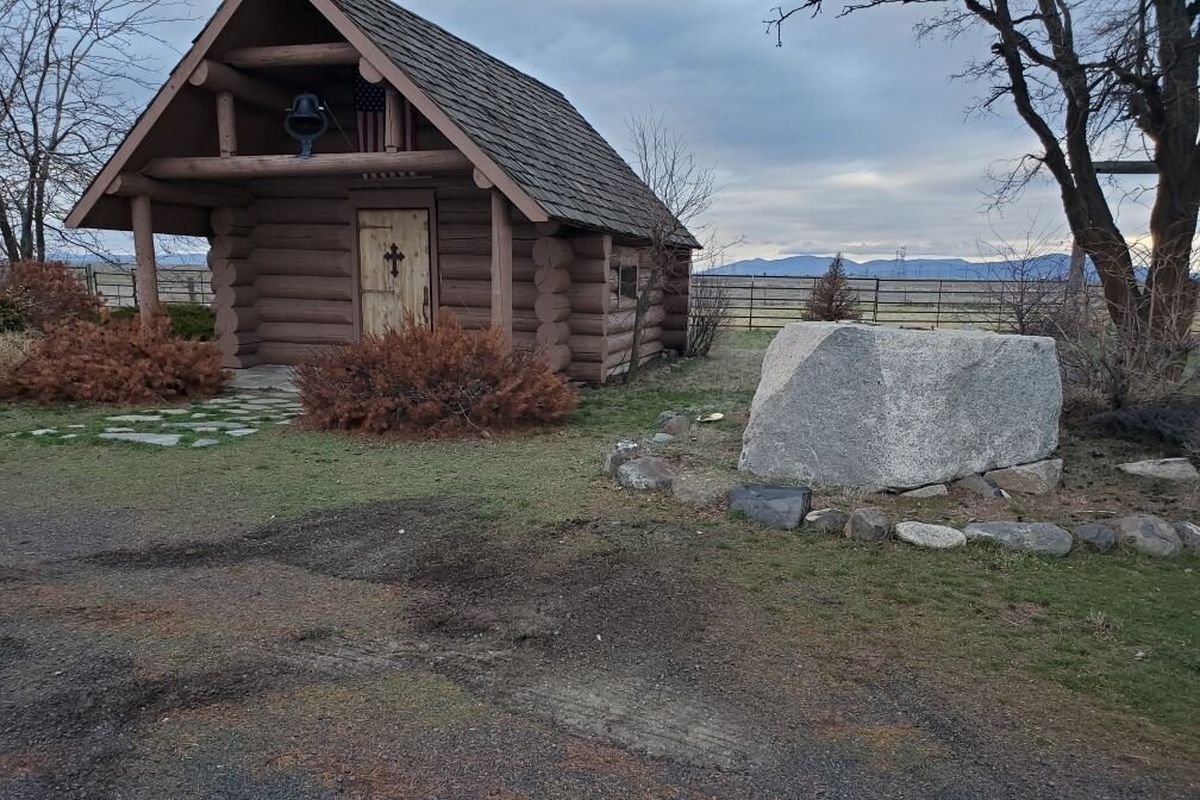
(98, 432), (181, 446)
(192, 438), (220, 448)
(106, 414), (164, 423)
(30, 429), (57, 436)
(226, 428), (259, 437)
(104, 427), (137, 433)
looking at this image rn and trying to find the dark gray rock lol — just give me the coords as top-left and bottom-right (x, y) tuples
(616, 457), (675, 491)
(963, 522), (1073, 557)
(1072, 522), (1117, 554)
(1173, 521), (1200, 554)
(952, 474), (1010, 499)
(1114, 514), (1182, 558)
(844, 508), (894, 542)
(804, 508), (849, 533)
(984, 459), (1063, 496)
(604, 440), (641, 476)
(729, 484), (812, 530)
(739, 324), (1061, 489)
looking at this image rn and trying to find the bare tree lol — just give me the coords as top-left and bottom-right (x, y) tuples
(0, 0), (180, 263)
(765, 0), (1200, 345)
(626, 111), (716, 378)
(976, 221), (1073, 334)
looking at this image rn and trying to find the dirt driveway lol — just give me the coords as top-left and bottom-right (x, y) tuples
(1, 498), (1194, 800)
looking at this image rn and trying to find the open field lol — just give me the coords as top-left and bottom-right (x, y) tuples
(1, 330), (1198, 799)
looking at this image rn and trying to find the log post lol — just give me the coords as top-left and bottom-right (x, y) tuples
(384, 88), (402, 153)
(532, 235), (574, 372)
(491, 190), (513, 349)
(216, 92), (237, 157)
(130, 195), (159, 324)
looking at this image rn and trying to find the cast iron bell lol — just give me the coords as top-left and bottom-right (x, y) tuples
(284, 93), (328, 158)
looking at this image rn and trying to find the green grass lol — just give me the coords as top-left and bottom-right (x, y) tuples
(1, 327), (1198, 759)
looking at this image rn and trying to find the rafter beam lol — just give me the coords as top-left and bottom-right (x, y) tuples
(188, 59), (294, 112)
(106, 174), (252, 207)
(221, 42), (359, 69)
(142, 150), (472, 181)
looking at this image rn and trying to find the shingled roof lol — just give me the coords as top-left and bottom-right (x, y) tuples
(330, 0), (699, 247)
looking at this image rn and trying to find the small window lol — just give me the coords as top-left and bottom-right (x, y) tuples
(618, 264), (638, 300)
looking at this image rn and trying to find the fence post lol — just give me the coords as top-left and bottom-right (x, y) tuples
(187, 277), (196, 303)
(748, 278), (755, 330)
(935, 280), (943, 328)
(872, 278), (880, 323)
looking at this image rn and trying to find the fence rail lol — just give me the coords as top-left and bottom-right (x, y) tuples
(67, 265), (213, 308)
(694, 274), (1092, 331)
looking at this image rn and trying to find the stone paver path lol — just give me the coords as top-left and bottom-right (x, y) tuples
(6, 392), (303, 449)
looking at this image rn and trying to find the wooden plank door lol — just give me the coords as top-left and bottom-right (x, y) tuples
(357, 208), (432, 335)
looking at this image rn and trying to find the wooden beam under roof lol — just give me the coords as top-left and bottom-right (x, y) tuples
(222, 42), (359, 69)
(188, 60), (294, 112)
(141, 150), (472, 181)
(106, 174), (252, 207)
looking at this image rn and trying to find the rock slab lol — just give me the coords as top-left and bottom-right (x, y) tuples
(963, 522), (1073, 557)
(617, 457), (675, 491)
(1118, 458), (1199, 481)
(805, 508), (849, 533)
(729, 485), (812, 530)
(895, 521), (966, 549)
(1173, 521), (1200, 554)
(739, 324), (1061, 488)
(1072, 522), (1117, 553)
(844, 508), (893, 542)
(985, 459), (1063, 496)
(672, 472), (732, 507)
(1114, 514), (1182, 558)
(901, 484), (949, 499)
(605, 440), (640, 476)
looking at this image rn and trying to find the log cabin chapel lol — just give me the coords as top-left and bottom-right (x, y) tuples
(65, 0), (698, 383)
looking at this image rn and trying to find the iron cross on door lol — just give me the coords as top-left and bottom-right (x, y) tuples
(384, 243), (405, 278)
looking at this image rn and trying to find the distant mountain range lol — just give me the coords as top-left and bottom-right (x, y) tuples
(706, 253), (1086, 281)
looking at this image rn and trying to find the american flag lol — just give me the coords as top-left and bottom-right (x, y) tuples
(355, 76), (417, 175)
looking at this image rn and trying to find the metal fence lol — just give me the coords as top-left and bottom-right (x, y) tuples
(67, 265), (213, 308)
(694, 274), (1092, 331)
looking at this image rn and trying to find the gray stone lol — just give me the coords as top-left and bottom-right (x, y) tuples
(1072, 522), (1118, 554)
(156, 409), (191, 416)
(952, 474), (1010, 499)
(166, 421), (251, 431)
(659, 413), (693, 437)
(844, 507), (894, 542)
(671, 472), (732, 507)
(1172, 521), (1200, 554)
(649, 433), (676, 446)
(901, 484), (949, 499)
(29, 429), (57, 436)
(58, 434), (80, 440)
(226, 428), (259, 437)
(98, 432), (182, 447)
(604, 440), (640, 476)
(963, 522), (1073, 557)
(192, 438), (220, 448)
(66, 424), (86, 429)
(739, 324), (1061, 489)
(1118, 458), (1200, 481)
(804, 508), (849, 533)
(895, 521), (966, 549)
(729, 484), (812, 530)
(1114, 514), (1182, 558)
(617, 457), (675, 491)
(228, 364), (298, 393)
(105, 414), (164, 423)
(103, 427), (136, 433)
(985, 459), (1063, 496)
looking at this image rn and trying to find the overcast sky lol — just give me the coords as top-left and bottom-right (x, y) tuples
(170, 0), (1155, 263)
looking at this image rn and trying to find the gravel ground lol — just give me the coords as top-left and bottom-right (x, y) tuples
(0, 501), (1195, 799)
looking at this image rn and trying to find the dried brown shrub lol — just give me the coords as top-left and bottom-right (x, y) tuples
(7, 316), (227, 403)
(0, 330), (38, 389)
(0, 260), (101, 331)
(295, 315), (578, 435)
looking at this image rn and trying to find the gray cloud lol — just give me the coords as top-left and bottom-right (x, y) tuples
(164, 0), (1154, 262)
